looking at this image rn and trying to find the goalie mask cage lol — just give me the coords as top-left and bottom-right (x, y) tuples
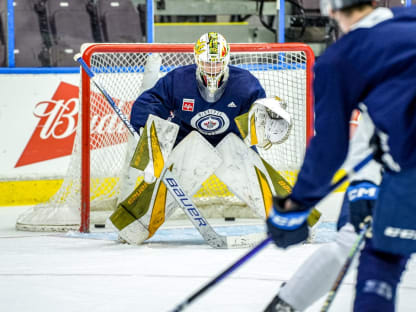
(16, 43), (314, 232)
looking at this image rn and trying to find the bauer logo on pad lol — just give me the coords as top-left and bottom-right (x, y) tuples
(182, 99), (195, 112)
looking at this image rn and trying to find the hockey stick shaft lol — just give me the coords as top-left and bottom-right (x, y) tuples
(171, 153), (374, 311)
(320, 220), (372, 312)
(171, 236), (273, 312)
(74, 54), (138, 138)
(75, 54), (259, 248)
(162, 169), (228, 248)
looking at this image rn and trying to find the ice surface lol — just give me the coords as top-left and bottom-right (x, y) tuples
(1, 206), (415, 312)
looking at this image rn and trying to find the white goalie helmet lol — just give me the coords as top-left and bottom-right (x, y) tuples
(194, 32), (230, 103)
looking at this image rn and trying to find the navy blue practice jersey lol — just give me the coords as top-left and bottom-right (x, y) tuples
(291, 6), (416, 207)
(130, 64), (266, 146)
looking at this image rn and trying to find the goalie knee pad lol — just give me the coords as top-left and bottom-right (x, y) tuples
(214, 133), (275, 218)
(354, 239), (409, 312)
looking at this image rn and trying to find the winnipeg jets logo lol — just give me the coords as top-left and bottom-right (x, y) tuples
(203, 119), (217, 129)
(190, 109), (230, 135)
(227, 101), (237, 108)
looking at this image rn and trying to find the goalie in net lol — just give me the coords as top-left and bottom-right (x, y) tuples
(109, 32), (295, 245)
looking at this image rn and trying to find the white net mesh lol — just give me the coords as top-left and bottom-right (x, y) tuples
(16, 43), (313, 231)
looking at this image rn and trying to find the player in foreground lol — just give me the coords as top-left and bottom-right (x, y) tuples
(108, 32), (294, 245)
(266, 1), (416, 311)
(264, 110), (381, 311)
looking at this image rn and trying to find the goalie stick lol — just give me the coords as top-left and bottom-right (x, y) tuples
(74, 53), (265, 249)
(170, 153), (374, 311)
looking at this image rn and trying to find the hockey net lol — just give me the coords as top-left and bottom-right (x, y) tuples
(16, 43), (314, 232)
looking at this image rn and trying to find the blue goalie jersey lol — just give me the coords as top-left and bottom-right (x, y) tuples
(130, 64), (266, 146)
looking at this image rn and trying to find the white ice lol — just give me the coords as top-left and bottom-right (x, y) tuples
(1, 206), (415, 312)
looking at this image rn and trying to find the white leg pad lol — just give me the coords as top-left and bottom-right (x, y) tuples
(279, 223), (357, 311)
(214, 133), (274, 218)
(118, 219), (150, 245)
(117, 131), (222, 245)
(167, 131), (223, 196)
(118, 135), (141, 205)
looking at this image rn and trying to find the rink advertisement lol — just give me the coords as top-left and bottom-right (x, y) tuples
(15, 81), (79, 167)
(0, 74), (347, 208)
(0, 74), (80, 205)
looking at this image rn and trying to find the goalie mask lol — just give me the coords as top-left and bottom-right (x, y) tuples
(194, 32), (230, 103)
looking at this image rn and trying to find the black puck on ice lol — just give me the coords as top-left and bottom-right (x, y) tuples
(94, 224), (105, 228)
(224, 217), (235, 221)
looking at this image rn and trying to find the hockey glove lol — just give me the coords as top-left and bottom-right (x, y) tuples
(266, 196), (310, 248)
(346, 180), (378, 233)
(370, 132), (400, 172)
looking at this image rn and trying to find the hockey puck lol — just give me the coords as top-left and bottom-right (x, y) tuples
(224, 217), (235, 221)
(94, 224), (105, 228)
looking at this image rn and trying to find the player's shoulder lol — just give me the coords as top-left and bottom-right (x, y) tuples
(229, 65), (256, 77)
(166, 64), (196, 77)
(391, 4), (416, 19)
(314, 43), (345, 70)
(325, 6), (416, 64)
(228, 65), (260, 83)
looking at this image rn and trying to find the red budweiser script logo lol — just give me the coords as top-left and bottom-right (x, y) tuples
(182, 98), (195, 112)
(15, 82), (79, 167)
(15, 81), (133, 167)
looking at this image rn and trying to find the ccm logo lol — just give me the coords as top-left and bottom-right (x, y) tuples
(347, 186), (378, 201)
(165, 177), (207, 227)
(271, 215), (305, 228)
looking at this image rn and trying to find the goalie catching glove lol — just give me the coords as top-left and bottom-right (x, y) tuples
(235, 96), (292, 149)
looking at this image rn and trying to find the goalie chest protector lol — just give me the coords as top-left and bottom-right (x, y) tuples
(131, 64), (266, 146)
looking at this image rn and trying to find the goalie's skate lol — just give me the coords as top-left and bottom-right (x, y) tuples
(263, 294), (296, 312)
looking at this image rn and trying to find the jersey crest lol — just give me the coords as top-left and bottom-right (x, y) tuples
(190, 109), (230, 135)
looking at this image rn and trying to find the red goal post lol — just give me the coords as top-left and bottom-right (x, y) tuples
(16, 42), (314, 233)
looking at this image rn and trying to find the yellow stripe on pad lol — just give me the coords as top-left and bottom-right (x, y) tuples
(250, 114), (258, 145)
(254, 166), (273, 217)
(150, 121), (164, 178)
(147, 182), (168, 238)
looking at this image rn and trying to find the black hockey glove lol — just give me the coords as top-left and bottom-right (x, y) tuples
(370, 132), (400, 172)
(346, 181), (378, 233)
(266, 196), (310, 249)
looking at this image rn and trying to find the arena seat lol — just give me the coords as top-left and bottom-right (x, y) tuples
(0, 0), (50, 67)
(96, 0), (143, 42)
(0, 12), (5, 66)
(386, 0), (406, 7)
(46, 0), (95, 66)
